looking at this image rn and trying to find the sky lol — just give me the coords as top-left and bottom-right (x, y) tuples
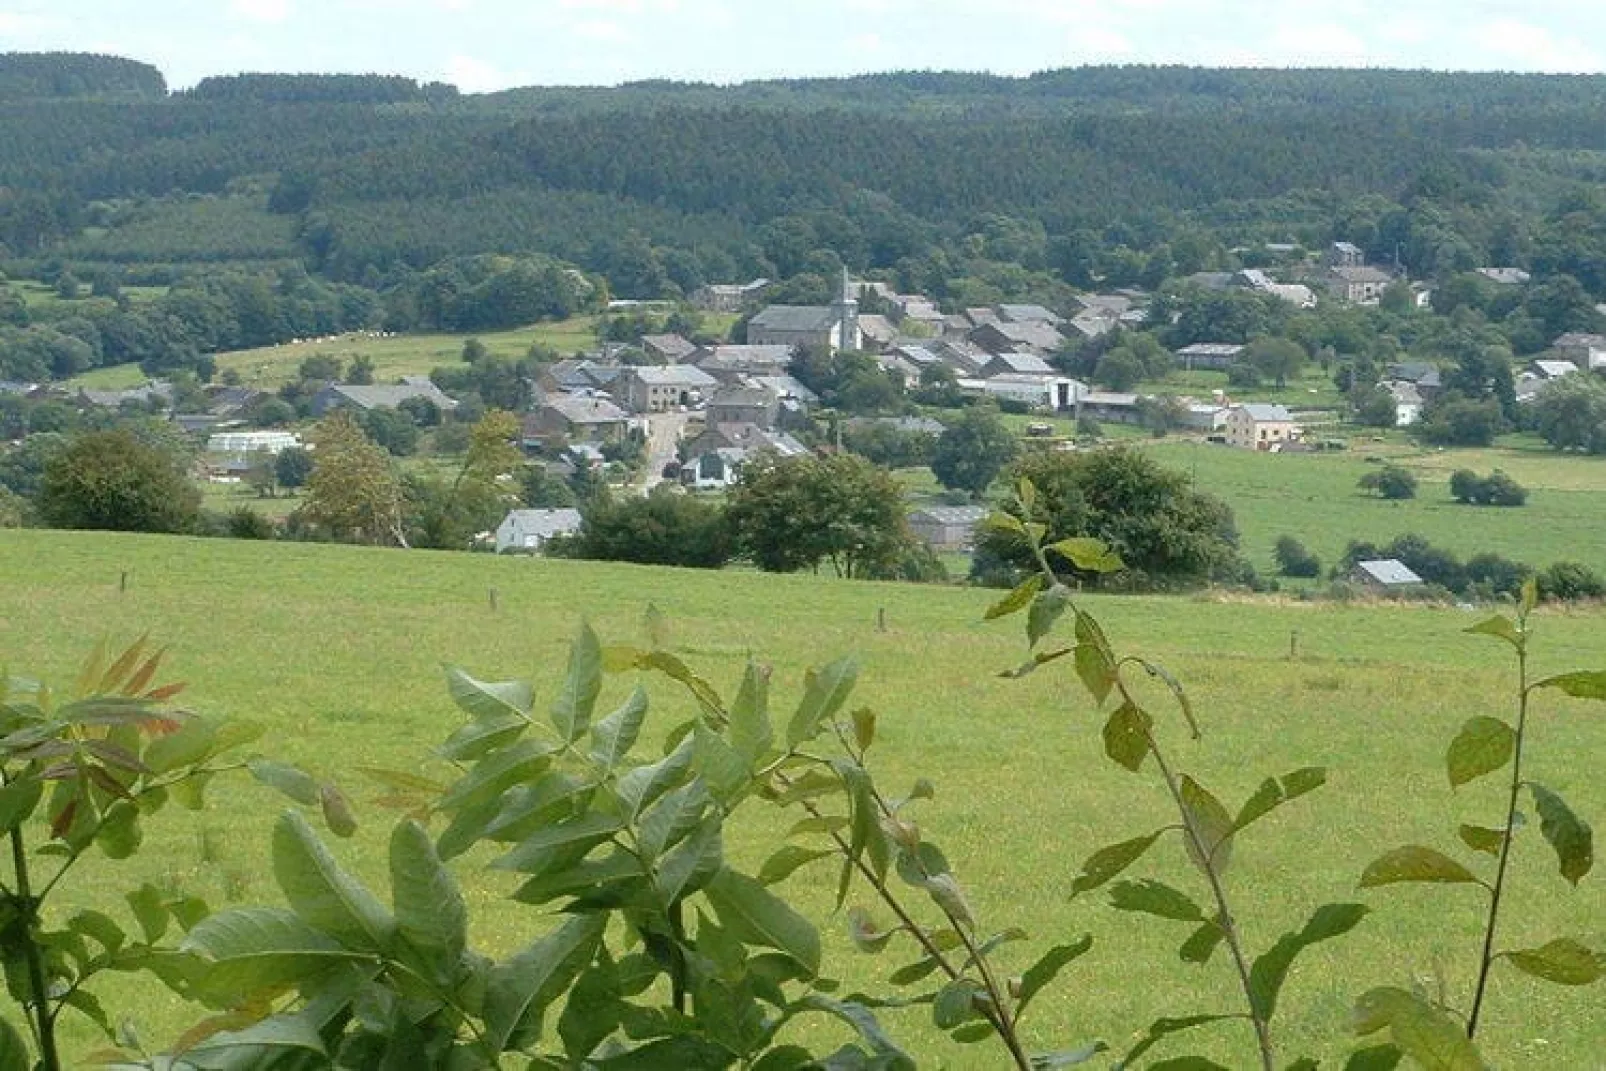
(1, 1), (1604, 93)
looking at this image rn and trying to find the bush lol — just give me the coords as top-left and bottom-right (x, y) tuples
(1357, 464), (1417, 499)
(1273, 535), (1322, 578)
(226, 505), (276, 539)
(1450, 468), (1527, 506)
(38, 428), (201, 533)
(1536, 560), (1606, 601)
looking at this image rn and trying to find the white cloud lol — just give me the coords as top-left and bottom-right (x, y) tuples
(443, 53), (509, 92)
(229, 0), (292, 24)
(1473, 17), (1602, 72)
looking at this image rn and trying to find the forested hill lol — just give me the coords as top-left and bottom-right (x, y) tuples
(11, 53), (1606, 315)
(0, 53), (165, 101)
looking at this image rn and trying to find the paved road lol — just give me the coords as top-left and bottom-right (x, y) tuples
(637, 411), (690, 493)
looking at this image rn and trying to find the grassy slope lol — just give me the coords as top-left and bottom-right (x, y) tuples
(2, 531), (1601, 1066)
(1149, 435), (1606, 578)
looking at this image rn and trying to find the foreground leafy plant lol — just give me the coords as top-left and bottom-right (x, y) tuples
(1354, 581), (1603, 1066)
(0, 636), (344, 1071)
(987, 480), (1367, 1071)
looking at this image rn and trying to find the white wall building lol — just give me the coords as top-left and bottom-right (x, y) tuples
(206, 431), (302, 456)
(495, 509), (584, 554)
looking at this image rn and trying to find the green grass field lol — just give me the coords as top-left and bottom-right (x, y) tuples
(1146, 436), (1606, 579)
(2, 531), (1601, 1067)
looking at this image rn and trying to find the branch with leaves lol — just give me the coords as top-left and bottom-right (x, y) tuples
(986, 479), (1367, 1071)
(1353, 581), (1603, 1068)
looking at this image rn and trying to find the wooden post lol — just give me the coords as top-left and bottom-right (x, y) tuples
(876, 607), (887, 633)
(488, 588), (499, 613)
(1288, 629), (1300, 660)
(119, 571), (128, 594)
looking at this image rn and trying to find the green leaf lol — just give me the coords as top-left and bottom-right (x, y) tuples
(654, 815), (722, 906)
(1445, 717), (1515, 788)
(984, 573), (1043, 621)
(1457, 824), (1507, 857)
(590, 686), (649, 772)
(1108, 879), (1204, 922)
(444, 665), (533, 722)
(551, 623), (603, 744)
(998, 647), (1076, 680)
(485, 914), (605, 1054)
(1249, 903), (1369, 1020)
(933, 978), (983, 1029)
(1074, 644), (1117, 706)
(703, 867), (820, 976)
(178, 1013), (330, 1063)
(785, 657), (859, 749)
(437, 738), (552, 814)
(1027, 585), (1073, 648)
(1070, 830), (1164, 897)
(1048, 537), (1123, 574)
(247, 759), (320, 807)
(1532, 670), (1606, 700)
(889, 955), (942, 985)
(492, 812), (624, 872)
(0, 779), (41, 834)
(1180, 776), (1234, 875)
(834, 759), (884, 907)
(1502, 937), (1605, 985)
(319, 783), (357, 838)
(796, 995), (914, 1070)
(142, 717), (218, 775)
(693, 723), (749, 802)
(1015, 936), (1093, 1019)
(637, 779), (709, 860)
(96, 800), (141, 859)
(851, 707), (876, 753)
(613, 732), (696, 820)
(1234, 768), (1327, 832)
(0, 1015), (26, 1071)
(1351, 987), (1489, 1070)
(730, 662), (773, 763)
(1464, 615), (1521, 648)
(1178, 921), (1225, 965)
(1101, 702), (1151, 772)
(126, 884), (169, 944)
(389, 819), (467, 972)
(438, 713), (526, 763)
(271, 811), (395, 952)
(1530, 782), (1594, 885)
(181, 907), (369, 999)
(759, 845), (834, 885)
(1360, 846), (1483, 889)
(1119, 1014), (1235, 1068)
(1343, 1045), (1404, 1071)
(1149, 1059), (1230, 1071)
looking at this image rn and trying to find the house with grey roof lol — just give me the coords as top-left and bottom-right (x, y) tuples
(980, 352), (1056, 378)
(1349, 559), (1425, 592)
(616, 364), (718, 413)
(969, 321), (1065, 357)
(1076, 391), (1143, 424)
(77, 382), (173, 410)
(997, 304), (1065, 326)
(690, 278), (771, 312)
(696, 345), (796, 384)
(1551, 333), (1606, 371)
(707, 386), (780, 429)
(744, 374), (818, 406)
(641, 334), (699, 364)
(1224, 403), (1298, 450)
(495, 508), (584, 554)
(1477, 267), (1530, 286)
(1382, 381), (1424, 426)
(523, 395), (633, 448)
(855, 314), (899, 351)
(1326, 265), (1394, 305)
(309, 377), (458, 418)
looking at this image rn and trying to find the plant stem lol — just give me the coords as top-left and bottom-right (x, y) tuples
(1135, 695), (1275, 1071)
(1467, 637), (1529, 1037)
(8, 822), (59, 1071)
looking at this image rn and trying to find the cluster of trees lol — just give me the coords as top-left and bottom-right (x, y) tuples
(1531, 373), (1606, 453)
(1449, 468), (1527, 506)
(1335, 533), (1599, 601)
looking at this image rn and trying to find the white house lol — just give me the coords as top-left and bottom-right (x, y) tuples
(206, 430), (302, 456)
(495, 509), (583, 554)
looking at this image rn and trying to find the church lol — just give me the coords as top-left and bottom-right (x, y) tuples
(745, 271), (862, 353)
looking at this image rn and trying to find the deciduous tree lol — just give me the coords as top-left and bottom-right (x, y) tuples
(37, 428), (200, 533)
(299, 411), (408, 546)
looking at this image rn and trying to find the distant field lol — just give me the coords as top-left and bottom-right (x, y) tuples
(2, 531), (1601, 1067)
(14, 281), (168, 309)
(72, 313), (737, 391)
(1148, 435), (1606, 579)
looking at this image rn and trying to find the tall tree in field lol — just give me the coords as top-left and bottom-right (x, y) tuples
(37, 428), (200, 533)
(726, 452), (910, 578)
(300, 411), (408, 546)
(931, 404), (1018, 498)
(411, 411), (524, 548)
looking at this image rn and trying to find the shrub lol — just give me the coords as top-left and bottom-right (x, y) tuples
(1357, 464), (1417, 499)
(1536, 560), (1606, 601)
(1451, 468), (1528, 506)
(1274, 535), (1322, 578)
(38, 428), (201, 533)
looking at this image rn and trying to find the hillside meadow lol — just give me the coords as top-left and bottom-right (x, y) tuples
(1, 531), (1602, 1067)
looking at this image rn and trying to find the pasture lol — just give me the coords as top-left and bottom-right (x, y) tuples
(2, 531), (1602, 1066)
(1148, 436), (1606, 579)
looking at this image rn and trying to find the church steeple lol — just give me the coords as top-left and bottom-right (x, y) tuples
(832, 266), (859, 353)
